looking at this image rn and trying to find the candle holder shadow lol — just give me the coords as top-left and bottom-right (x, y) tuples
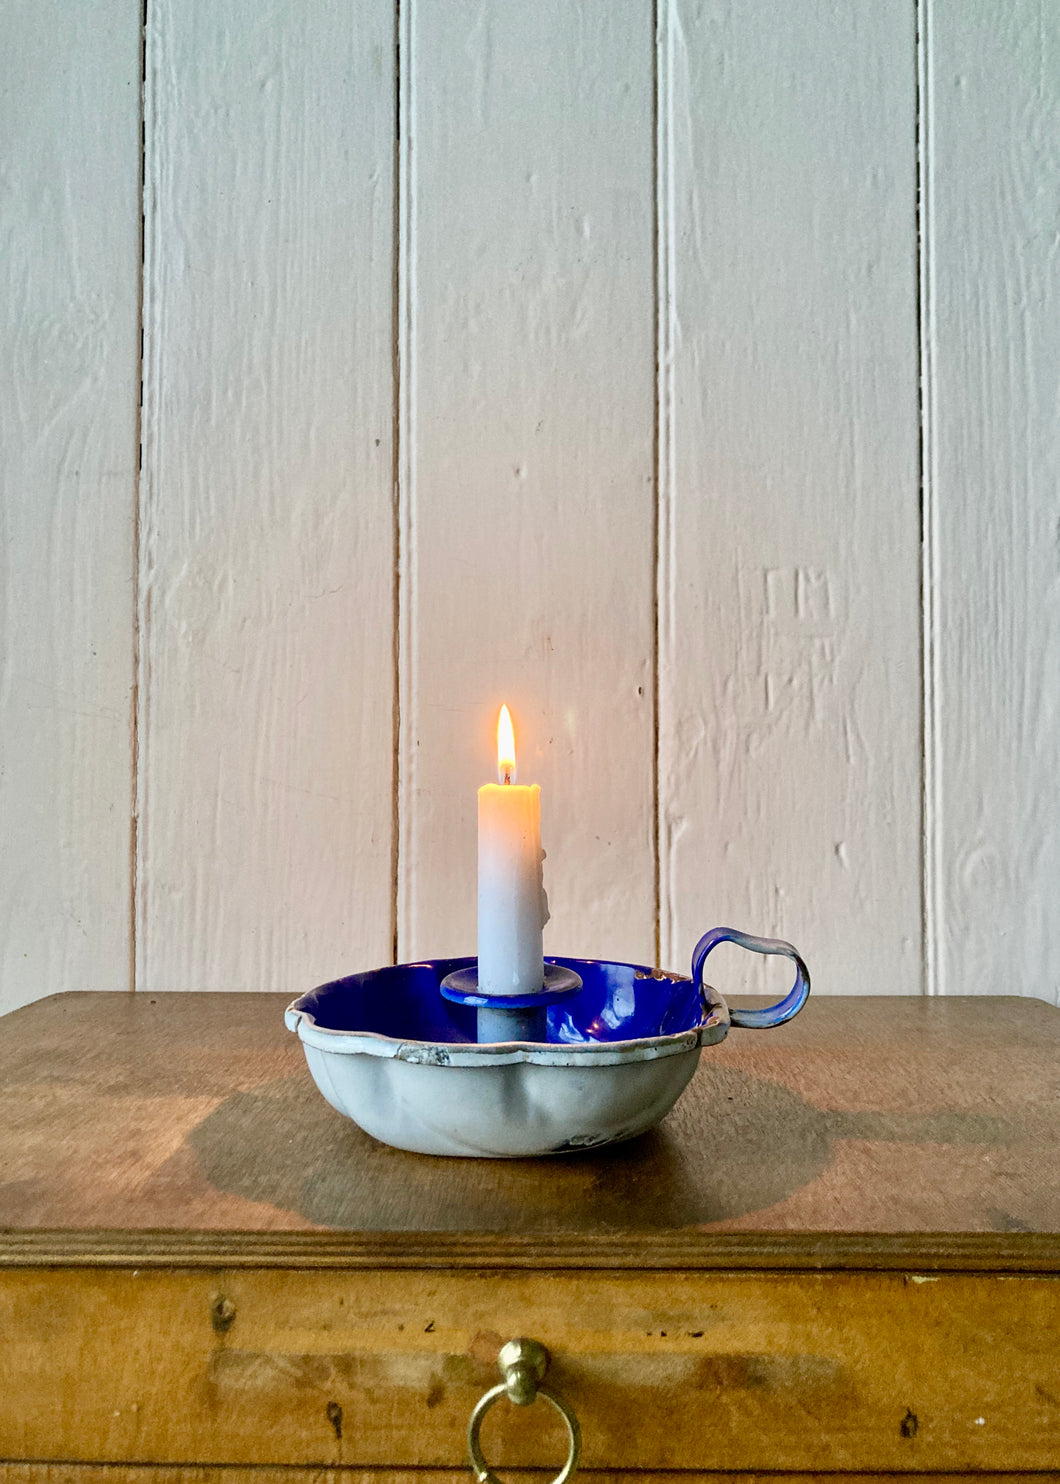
(285, 927), (810, 1158)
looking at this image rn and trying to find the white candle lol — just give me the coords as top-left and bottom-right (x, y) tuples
(477, 705), (546, 995)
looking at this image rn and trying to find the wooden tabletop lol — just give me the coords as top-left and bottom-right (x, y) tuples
(2, 990), (1059, 1270)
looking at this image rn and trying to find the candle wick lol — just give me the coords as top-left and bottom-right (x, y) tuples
(503, 769), (511, 785)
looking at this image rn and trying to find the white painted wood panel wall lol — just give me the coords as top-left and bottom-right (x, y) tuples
(2, 1), (1057, 1015)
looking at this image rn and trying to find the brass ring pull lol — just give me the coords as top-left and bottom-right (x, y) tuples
(467, 1338), (581, 1484)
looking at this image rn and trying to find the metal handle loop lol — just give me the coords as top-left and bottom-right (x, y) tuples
(691, 925), (810, 1030)
(467, 1338), (581, 1484)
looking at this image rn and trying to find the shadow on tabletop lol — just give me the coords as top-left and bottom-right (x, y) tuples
(186, 1064), (1014, 1232)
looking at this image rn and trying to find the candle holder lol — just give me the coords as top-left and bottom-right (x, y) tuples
(285, 927), (810, 1158)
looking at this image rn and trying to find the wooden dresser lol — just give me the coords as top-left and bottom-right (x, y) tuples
(2, 990), (1060, 1482)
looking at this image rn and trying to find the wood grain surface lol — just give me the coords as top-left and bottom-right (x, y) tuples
(660, 0), (922, 996)
(6, 18), (1060, 1469)
(7, 1471), (1057, 1484)
(399, 1), (658, 969)
(137, 0), (397, 995)
(0, 0), (141, 1016)
(2, 1265), (1060, 1470)
(1, 991), (1059, 1251)
(5, 0), (1059, 1019)
(927, 2), (1060, 999)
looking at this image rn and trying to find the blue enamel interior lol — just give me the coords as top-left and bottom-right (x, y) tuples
(294, 956), (704, 1045)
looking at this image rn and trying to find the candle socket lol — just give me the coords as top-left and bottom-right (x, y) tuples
(439, 961), (583, 1044)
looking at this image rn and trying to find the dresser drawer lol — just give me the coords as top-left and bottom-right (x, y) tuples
(3, 1472), (1058, 1484)
(3, 1265), (1059, 1472)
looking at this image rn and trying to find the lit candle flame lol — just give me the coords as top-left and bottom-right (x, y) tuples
(497, 704), (516, 784)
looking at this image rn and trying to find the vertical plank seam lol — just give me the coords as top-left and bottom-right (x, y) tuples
(652, 0), (661, 968)
(389, 1), (403, 966)
(917, 0), (943, 996)
(395, 0), (418, 963)
(654, 0), (677, 969)
(129, 0), (148, 993)
(133, 0), (159, 995)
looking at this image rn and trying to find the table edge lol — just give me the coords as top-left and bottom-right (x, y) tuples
(2, 1228), (1059, 1272)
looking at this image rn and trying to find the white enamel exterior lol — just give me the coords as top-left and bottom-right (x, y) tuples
(285, 998), (729, 1157)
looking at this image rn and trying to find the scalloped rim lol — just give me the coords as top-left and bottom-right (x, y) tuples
(285, 990), (731, 1067)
